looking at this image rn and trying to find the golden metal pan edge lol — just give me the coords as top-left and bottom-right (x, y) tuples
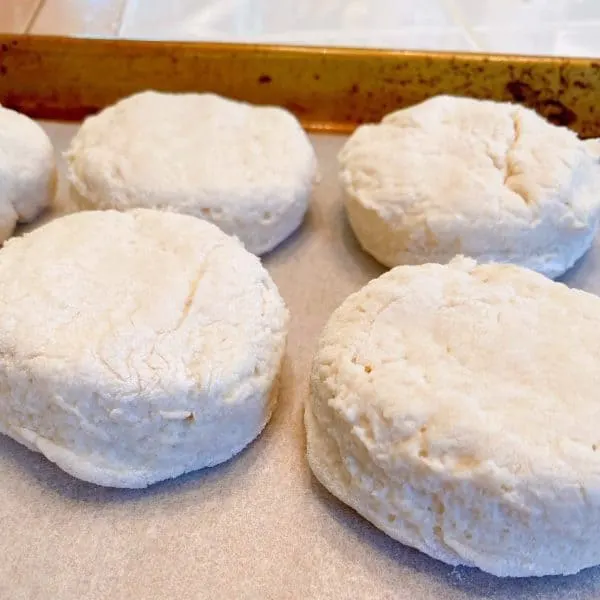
(1, 34), (599, 136)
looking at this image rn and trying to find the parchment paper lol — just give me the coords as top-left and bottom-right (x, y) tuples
(1, 122), (600, 600)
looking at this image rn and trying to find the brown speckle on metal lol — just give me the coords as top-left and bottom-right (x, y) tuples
(0, 36), (599, 137)
(285, 101), (307, 114)
(506, 80), (531, 103)
(541, 99), (577, 127)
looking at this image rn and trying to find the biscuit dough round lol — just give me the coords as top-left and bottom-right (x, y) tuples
(0, 106), (56, 243)
(339, 95), (600, 278)
(0, 209), (288, 488)
(66, 91), (317, 255)
(306, 257), (600, 577)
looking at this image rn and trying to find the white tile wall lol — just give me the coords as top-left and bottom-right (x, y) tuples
(555, 23), (600, 57)
(119, 0), (455, 41)
(446, 0), (572, 27)
(0, 0), (42, 33)
(254, 28), (476, 51)
(31, 0), (125, 36)
(0, 0), (598, 57)
(473, 26), (559, 56)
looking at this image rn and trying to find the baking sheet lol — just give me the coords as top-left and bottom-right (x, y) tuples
(3, 35), (600, 138)
(1, 122), (600, 600)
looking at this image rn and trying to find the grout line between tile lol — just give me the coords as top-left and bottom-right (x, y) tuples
(24, 0), (47, 34)
(114, 0), (130, 37)
(439, 0), (485, 51)
(117, 0), (135, 38)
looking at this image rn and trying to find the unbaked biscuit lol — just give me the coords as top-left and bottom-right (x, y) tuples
(339, 95), (600, 278)
(307, 257), (600, 576)
(0, 209), (288, 488)
(0, 106), (56, 243)
(66, 91), (317, 255)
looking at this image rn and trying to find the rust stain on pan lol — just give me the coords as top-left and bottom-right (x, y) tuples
(0, 35), (599, 137)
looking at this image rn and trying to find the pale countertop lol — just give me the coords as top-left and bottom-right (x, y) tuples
(0, 0), (599, 57)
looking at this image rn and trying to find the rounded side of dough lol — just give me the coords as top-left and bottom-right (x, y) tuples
(0, 209), (289, 488)
(66, 91), (317, 255)
(339, 96), (600, 278)
(307, 257), (600, 577)
(0, 106), (56, 243)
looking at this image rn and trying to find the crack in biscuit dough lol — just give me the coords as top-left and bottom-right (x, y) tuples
(306, 257), (600, 577)
(0, 209), (289, 488)
(0, 106), (56, 243)
(65, 91), (317, 255)
(339, 96), (600, 278)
